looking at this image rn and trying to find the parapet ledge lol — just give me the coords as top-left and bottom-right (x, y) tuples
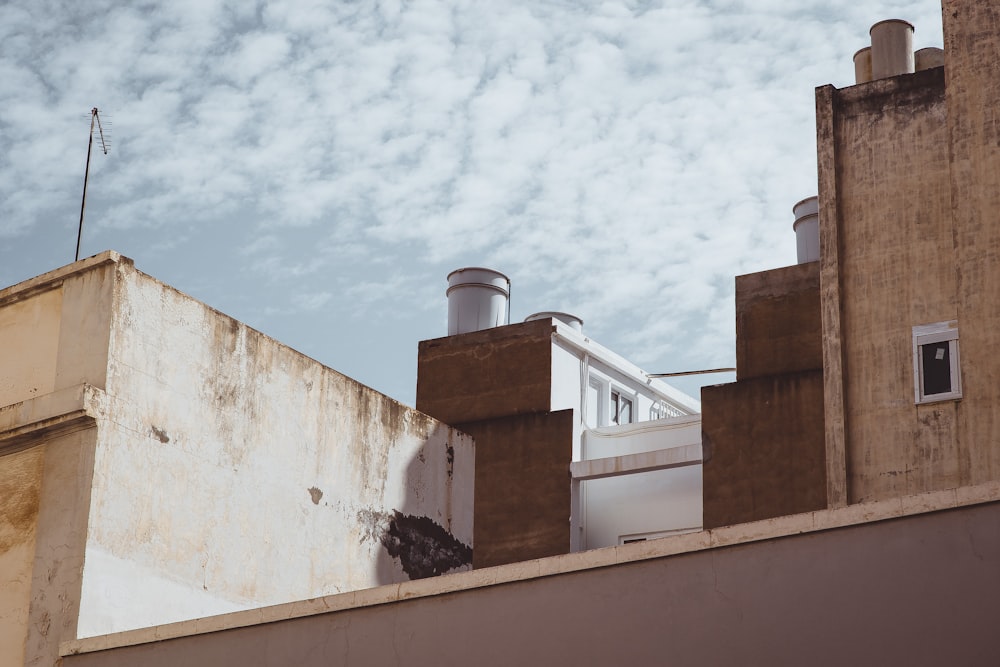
(0, 250), (128, 306)
(60, 476), (1000, 658)
(0, 384), (108, 454)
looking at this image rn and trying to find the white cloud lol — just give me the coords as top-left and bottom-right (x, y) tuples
(0, 0), (947, 403)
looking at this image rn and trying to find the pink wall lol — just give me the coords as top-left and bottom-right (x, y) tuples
(66, 500), (1000, 666)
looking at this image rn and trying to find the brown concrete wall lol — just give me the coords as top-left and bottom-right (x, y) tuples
(416, 319), (553, 425)
(702, 371), (826, 528)
(735, 262), (821, 380)
(64, 500), (1000, 667)
(818, 67), (962, 503)
(946, 1), (1000, 485)
(456, 410), (573, 568)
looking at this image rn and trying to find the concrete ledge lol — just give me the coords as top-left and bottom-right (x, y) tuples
(0, 250), (124, 307)
(570, 444), (702, 480)
(0, 384), (105, 454)
(60, 477), (1000, 657)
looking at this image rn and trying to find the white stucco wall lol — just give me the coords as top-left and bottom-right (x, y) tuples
(73, 259), (474, 636)
(580, 418), (702, 549)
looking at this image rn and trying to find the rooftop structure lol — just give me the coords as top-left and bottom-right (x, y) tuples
(6, 2), (1000, 665)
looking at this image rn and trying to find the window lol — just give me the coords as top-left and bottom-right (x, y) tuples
(610, 390), (633, 425)
(913, 321), (961, 404)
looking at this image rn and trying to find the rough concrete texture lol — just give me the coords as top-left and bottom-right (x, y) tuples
(61, 500), (1000, 667)
(815, 22), (1000, 504)
(946, 1), (1000, 487)
(0, 446), (44, 666)
(702, 371), (826, 528)
(825, 67), (958, 503)
(455, 410), (574, 568)
(735, 261), (821, 381)
(416, 319), (554, 425)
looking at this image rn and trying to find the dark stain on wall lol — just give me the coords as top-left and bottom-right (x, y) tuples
(380, 511), (472, 579)
(445, 444), (454, 479)
(150, 426), (170, 443)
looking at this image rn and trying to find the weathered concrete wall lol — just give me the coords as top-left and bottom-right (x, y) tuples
(735, 262), (821, 381)
(0, 254), (115, 411)
(946, 1), (1000, 486)
(23, 429), (98, 667)
(0, 446), (44, 666)
(702, 371), (826, 528)
(817, 65), (984, 504)
(826, 68), (957, 503)
(454, 410), (573, 568)
(74, 259), (474, 636)
(416, 319), (553, 424)
(62, 499), (1000, 667)
(0, 255), (117, 666)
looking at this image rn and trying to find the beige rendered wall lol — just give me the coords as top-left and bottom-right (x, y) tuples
(0, 253), (115, 408)
(818, 67), (961, 503)
(76, 258), (474, 636)
(947, 1), (1000, 485)
(0, 447), (45, 666)
(0, 254), (116, 666)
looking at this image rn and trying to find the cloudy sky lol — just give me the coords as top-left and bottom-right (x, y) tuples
(0, 0), (944, 406)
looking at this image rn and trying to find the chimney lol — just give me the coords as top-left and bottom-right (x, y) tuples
(446, 268), (510, 336)
(915, 47), (944, 71)
(793, 196), (820, 264)
(525, 312), (583, 332)
(869, 19), (915, 80)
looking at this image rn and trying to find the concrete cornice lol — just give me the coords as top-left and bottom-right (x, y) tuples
(0, 250), (126, 306)
(0, 384), (106, 455)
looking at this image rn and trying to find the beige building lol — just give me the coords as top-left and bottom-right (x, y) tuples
(5, 1), (1000, 665)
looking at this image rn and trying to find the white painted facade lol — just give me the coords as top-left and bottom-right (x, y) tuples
(545, 320), (703, 550)
(0, 252), (474, 665)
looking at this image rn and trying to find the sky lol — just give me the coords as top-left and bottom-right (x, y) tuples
(0, 0), (944, 406)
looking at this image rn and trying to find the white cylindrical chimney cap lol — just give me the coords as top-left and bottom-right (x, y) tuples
(792, 196), (820, 264)
(854, 47), (873, 84)
(524, 311), (583, 332)
(870, 19), (915, 80)
(446, 267), (510, 336)
(915, 47), (944, 71)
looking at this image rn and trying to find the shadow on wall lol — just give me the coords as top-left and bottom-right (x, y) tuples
(370, 422), (473, 584)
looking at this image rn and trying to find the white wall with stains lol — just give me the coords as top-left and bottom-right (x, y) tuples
(0, 252), (474, 656)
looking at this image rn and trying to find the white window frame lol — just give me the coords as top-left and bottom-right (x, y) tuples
(586, 376), (606, 427)
(609, 385), (637, 425)
(912, 321), (961, 405)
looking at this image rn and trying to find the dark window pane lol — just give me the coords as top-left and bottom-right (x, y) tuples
(922, 342), (952, 396)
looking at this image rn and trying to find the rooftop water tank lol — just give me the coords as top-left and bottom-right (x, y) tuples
(793, 196), (820, 264)
(446, 267), (510, 335)
(870, 19), (915, 80)
(525, 311), (583, 332)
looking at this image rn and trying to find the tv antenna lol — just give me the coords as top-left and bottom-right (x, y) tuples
(76, 107), (111, 261)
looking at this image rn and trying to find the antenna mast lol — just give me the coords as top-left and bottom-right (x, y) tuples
(76, 107), (110, 261)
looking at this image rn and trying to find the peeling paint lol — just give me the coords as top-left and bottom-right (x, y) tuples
(379, 511), (472, 579)
(307, 487), (323, 505)
(150, 426), (169, 443)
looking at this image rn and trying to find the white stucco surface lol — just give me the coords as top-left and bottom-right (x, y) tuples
(74, 260), (474, 636)
(0, 252), (475, 653)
